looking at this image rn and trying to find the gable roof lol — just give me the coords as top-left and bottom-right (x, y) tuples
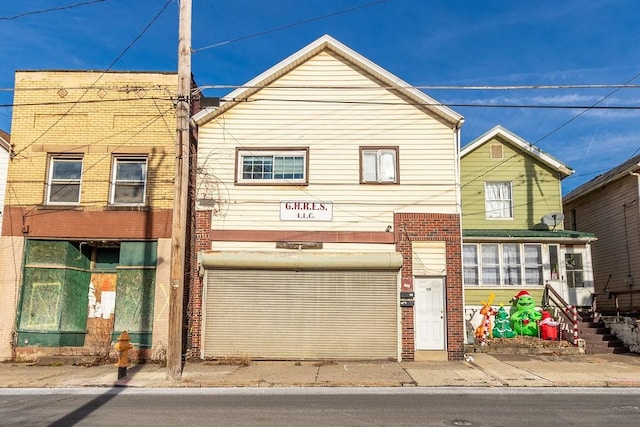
(460, 125), (574, 178)
(563, 153), (640, 204)
(0, 129), (10, 153)
(192, 34), (464, 127)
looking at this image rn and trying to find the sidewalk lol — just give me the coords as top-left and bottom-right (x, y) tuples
(1, 353), (639, 388)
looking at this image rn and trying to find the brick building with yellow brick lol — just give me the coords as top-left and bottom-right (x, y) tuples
(0, 70), (183, 361)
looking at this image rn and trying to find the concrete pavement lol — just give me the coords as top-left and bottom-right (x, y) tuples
(1, 353), (639, 388)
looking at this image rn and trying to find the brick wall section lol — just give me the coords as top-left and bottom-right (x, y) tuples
(395, 212), (464, 361)
(190, 209), (212, 357)
(7, 71), (177, 210)
(2, 206), (172, 239)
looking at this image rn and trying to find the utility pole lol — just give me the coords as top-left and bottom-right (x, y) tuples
(167, 0), (191, 380)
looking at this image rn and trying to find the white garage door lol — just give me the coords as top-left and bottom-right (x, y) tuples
(203, 269), (398, 360)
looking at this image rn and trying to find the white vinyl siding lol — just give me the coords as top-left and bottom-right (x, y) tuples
(197, 51), (458, 231)
(563, 175), (637, 312)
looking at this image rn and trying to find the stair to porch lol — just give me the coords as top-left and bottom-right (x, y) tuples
(579, 314), (629, 354)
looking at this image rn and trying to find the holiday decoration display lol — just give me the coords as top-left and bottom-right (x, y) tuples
(492, 304), (516, 338)
(475, 293), (496, 342)
(510, 290), (542, 336)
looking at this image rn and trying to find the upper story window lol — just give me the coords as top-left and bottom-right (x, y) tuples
(360, 147), (398, 184)
(110, 156), (148, 205)
(237, 149), (308, 184)
(46, 155), (83, 205)
(485, 181), (513, 219)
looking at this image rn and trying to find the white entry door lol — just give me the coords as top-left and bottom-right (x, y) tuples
(563, 247), (594, 307)
(415, 277), (445, 350)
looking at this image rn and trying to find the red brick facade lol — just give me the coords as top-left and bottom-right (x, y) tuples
(188, 209), (212, 357)
(191, 210), (464, 361)
(395, 212), (464, 361)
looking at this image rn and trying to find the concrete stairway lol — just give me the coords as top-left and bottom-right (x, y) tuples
(579, 314), (629, 354)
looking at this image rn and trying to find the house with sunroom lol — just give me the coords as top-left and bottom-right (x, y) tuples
(460, 126), (596, 343)
(191, 34), (466, 362)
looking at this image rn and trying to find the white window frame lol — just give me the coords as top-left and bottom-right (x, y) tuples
(463, 244), (479, 286)
(485, 181), (513, 219)
(360, 147), (398, 184)
(237, 149), (307, 184)
(463, 242), (545, 288)
(110, 156), (148, 206)
(46, 155), (83, 205)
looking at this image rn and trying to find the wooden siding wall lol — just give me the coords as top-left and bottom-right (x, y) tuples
(564, 175), (640, 313)
(461, 136), (563, 229)
(197, 51), (459, 232)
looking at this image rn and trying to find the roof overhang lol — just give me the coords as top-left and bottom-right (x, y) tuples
(192, 35), (464, 128)
(463, 229), (597, 244)
(461, 125), (574, 179)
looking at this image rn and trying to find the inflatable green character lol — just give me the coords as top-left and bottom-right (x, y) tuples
(492, 305), (516, 338)
(510, 290), (542, 336)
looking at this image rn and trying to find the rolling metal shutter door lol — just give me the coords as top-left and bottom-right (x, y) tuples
(203, 269), (398, 360)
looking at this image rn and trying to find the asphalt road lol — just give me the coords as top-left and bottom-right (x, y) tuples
(1, 388), (639, 426)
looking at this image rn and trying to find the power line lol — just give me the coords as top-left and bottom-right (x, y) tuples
(12, 0), (174, 158)
(192, 0), (392, 52)
(220, 97), (640, 110)
(533, 69), (640, 146)
(195, 83), (640, 92)
(0, 0), (108, 20)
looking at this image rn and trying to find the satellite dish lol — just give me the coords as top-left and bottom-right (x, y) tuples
(541, 212), (565, 230)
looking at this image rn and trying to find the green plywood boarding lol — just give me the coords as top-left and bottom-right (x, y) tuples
(112, 242), (157, 348)
(18, 240), (90, 347)
(113, 269), (155, 346)
(120, 241), (157, 267)
(59, 268), (90, 331)
(94, 247), (120, 271)
(18, 268), (66, 331)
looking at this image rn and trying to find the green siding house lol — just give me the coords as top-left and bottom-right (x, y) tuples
(460, 126), (596, 342)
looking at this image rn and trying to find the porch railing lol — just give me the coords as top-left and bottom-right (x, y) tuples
(542, 282), (582, 346)
(592, 289), (640, 317)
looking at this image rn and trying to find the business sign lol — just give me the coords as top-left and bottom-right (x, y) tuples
(280, 201), (333, 221)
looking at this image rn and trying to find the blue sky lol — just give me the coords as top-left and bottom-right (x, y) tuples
(1, 0), (639, 194)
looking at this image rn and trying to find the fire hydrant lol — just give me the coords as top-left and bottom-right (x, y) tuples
(114, 331), (133, 379)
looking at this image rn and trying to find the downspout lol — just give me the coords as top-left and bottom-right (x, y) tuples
(453, 118), (466, 346)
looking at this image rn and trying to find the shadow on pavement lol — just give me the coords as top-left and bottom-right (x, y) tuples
(47, 363), (150, 427)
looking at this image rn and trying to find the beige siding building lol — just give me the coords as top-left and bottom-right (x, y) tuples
(564, 155), (640, 315)
(192, 35), (466, 361)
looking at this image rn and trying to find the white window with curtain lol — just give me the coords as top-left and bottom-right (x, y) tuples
(502, 243), (521, 285)
(462, 242), (547, 288)
(463, 244), (479, 285)
(481, 244), (500, 286)
(485, 182), (513, 219)
(524, 244), (543, 285)
(361, 147), (398, 183)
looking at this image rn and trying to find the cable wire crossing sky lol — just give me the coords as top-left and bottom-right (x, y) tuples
(1, 0), (639, 194)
